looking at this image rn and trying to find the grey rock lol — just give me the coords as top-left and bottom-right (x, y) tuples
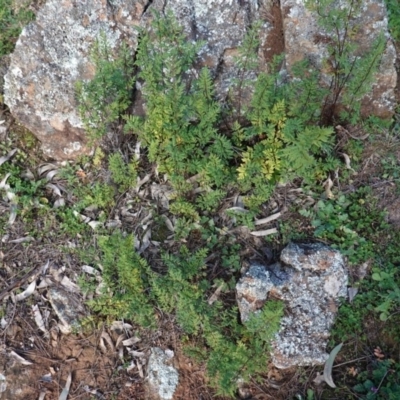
(48, 286), (87, 333)
(4, 0), (396, 160)
(147, 347), (179, 400)
(4, 0), (143, 160)
(236, 242), (348, 369)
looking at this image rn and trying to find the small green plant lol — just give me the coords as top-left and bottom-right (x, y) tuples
(305, 0), (386, 124)
(300, 188), (388, 264)
(385, 0), (400, 42)
(108, 152), (138, 192)
(76, 33), (135, 140)
(90, 233), (155, 327)
(354, 359), (400, 399)
(0, 0), (34, 56)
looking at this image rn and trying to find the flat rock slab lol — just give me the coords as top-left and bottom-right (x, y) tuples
(237, 242), (348, 369)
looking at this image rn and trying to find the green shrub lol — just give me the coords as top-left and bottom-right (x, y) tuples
(0, 0), (34, 56)
(305, 0), (386, 124)
(76, 33), (135, 140)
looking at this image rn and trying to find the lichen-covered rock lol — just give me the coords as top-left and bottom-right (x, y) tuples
(4, 0), (144, 160)
(4, 0), (396, 160)
(147, 347), (179, 400)
(236, 242), (348, 369)
(282, 0), (397, 119)
(48, 286), (87, 333)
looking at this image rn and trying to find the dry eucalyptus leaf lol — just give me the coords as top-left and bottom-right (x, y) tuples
(0, 149), (17, 166)
(9, 350), (33, 366)
(324, 177), (334, 199)
(9, 236), (35, 243)
(0, 173), (11, 189)
(88, 221), (103, 230)
(137, 360), (144, 378)
(134, 141), (141, 160)
(38, 391), (46, 400)
(82, 265), (100, 275)
(101, 331), (115, 352)
(14, 280), (36, 302)
(53, 198), (65, 208)
(207, 283), (224, 305)
(226, 206), (248, 213)
(115, 334), (126, 349)
(32, 305), (49, 336)
(60, 276), (80, 293)
(250, 228), (278, 237)
(45, 183), (62, 197)
(129, 350), (145, 358)
(122, 337), (141, 346)
(348, 287), (358, 303)
(126, 361), (136, 373)
(313, 372), (325, 385)
(138, 229), (152, 254)
(342, 153), (356, 174)
(254, 212), (281, 226)
(323, 342), (343, 388)
(111, 321), (133, 331)
(59, 372), (72, 400)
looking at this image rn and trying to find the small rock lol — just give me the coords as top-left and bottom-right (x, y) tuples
(47, 287), (87, 333)
(147, 347), (179, 400)
(236, 242), (348, 369)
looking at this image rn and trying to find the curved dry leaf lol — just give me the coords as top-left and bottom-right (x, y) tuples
(129, 350), (145, 358)
(38, 391), (46, 400)
(8, 207), (17, 225)
(348, 287), (358, 303)
(88, 221), (102, 230)
(122, 337), (141, 346)
(111, 321), (133, 331)
(60, 276), (80, 293)
(134, 141), (141, 160)
(45, 170), (58, 181)
(14, 280), (36, 302)
(254, 212), (281, 226)
(45, 183), (62, 197)
(9, 350), (33, 365)
(323, 342), (343, 388)
(106, 219), (121, 228)
(81, 265), (100, 276)
(9, 236), (34, 243)
(59, 372), (72, 400)
(101, 331), (115, 352)
(0, 149), (17, 166)
(0, 173), (11, 189)
(118, 346), (124, 360)
(115, 334), (126, 349)
(22, 169), (35, 180)
(342, 153), (356, 174)
(140, 212), (153, 226)
(32, 305), (49, 335)
(53, 198), (65, 208)
(226, 206), (248, 213)
(250, 228), (278, 237)
(99, 337), (108, 354)
(126, 361), (136, 373)
(37, 277), (53, 289)
(138, 229), (151, 254)
(135, 173), (151, 192)
(162, 215), (175, 232)
(324, 177), (334, 199)
(6, 190), (16, 202)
